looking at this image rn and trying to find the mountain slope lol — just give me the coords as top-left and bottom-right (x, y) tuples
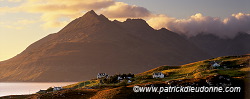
(189, 33), (250, 57)
(0, 10), (209, 82)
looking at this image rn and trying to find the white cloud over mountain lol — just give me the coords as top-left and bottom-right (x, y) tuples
(100, 2), (151, 18)
(147, 13), (250, 38)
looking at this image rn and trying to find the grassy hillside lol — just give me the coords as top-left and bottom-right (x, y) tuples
(134, 55), (249, 84)
(3, 55), (250, 99)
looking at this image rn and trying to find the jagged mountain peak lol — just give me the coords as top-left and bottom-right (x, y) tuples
(158, 28), (171, 32)
(123, 18), (148, 26)
(113, 18), (154, 32)
(85, 10), (97, 16)
(80, 10), (109, 22)
(59, 10), (110, 33)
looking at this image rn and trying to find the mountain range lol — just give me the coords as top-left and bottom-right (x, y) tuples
(0, 10), (249, 82)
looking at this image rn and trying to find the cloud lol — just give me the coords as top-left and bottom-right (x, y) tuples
(147, 13), (250, 38)
(0, 6), (20, 14)
(21, 0), (116, 28)
(17, 19), (37, 25)
(0, 0), (116, 28)
(21, 0), (115, 13)
(0, 19), (38, 30)
(7, 0), (22, 2)
(100, 2), (151, 18)
(1, 24), (23, 30)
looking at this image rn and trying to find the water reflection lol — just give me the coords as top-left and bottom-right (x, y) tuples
(0, 82), (76, 97)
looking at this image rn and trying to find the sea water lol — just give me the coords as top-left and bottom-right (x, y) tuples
(0, 82), (76, 97)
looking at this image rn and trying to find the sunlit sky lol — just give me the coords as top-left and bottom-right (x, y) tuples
(0, 0), (250, 61)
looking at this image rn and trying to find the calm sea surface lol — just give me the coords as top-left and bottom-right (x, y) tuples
(0, 82), (76, 97)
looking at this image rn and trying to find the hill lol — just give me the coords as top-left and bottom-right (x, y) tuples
(189, 33), (250, 57)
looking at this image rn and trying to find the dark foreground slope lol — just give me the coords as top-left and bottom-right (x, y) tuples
(0, 10), (209, 82)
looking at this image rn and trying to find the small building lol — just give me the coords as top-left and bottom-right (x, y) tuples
(97, 73), (108, 79)
(212, 62), (220, 67)
(210, 61), (222, 68)
(53, 87), (63, 91)
(152, 72), (164, 78)
(117, 76), (123, 80)
(127, 80), (132, 83)
(127, 77), (132, 79)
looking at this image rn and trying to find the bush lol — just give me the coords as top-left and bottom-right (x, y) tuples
(47, 87), (53, 92)
(193, 72), (202, 78)
(118, 80), (128, 86)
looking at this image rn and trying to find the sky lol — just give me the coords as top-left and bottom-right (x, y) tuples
(0, 0), (250, 61)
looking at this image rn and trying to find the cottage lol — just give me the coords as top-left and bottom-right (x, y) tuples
(117, 76), (123, 80)
(97, 73), (108, 79)
(53, 87), (63, 91)
(209, 61), (222, 68)
(212, 62), (220, 67)
(127, 77), (132, 79)
(127, 80), (132, 83)
(152, 72), (164, 78)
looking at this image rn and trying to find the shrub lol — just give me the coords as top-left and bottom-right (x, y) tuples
(118, 80), (128, 86)
(47, 87), (53, 92)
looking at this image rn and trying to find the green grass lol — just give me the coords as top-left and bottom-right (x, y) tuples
(64, 80), (99, 89)
(64, 55), (249, 89)
(134, 54), (249, 83)
(216, 69), (247, 77)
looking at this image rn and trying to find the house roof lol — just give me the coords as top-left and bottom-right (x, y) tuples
(209, 61), (222, 64)
(153, 72), (163, 75)
(98, 73), (107, 76)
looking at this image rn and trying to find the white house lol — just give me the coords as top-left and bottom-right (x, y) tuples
(53, 87), (63, 91)
(212, 62), (220, 67)
(127, 77), (132, 79)
(127, 80), (132, 83)
(152, 72), (164, 78)
(117, 76), (123, 80)
(97, 73), (108, 79)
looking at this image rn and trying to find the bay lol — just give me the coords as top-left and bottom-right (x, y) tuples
(0, 82), (76, 97)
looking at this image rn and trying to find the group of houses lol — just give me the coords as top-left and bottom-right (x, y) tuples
(37, 62), (224, 94)
(97, 72), (165, 80)
(37, 86), (63, 94)
(36, 60), (243, 94)
(152, 72), (165, 78)
(97, 73), (109, 79)
(97, 73), (134, 83)
(117, 74), (134, 83)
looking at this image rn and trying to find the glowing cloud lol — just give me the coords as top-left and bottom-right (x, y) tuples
(147, 13), (250, 38)
(100, 2), (151, 18)
(7, 0), (22, 2)
(0, 0), (115, 28)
